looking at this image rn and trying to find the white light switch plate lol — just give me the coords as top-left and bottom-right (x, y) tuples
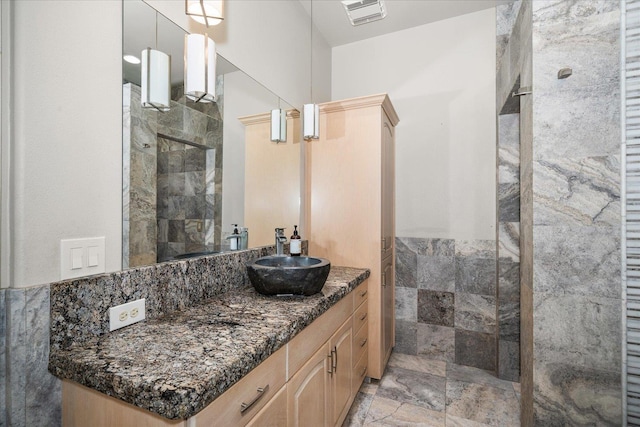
(109, 299), (146, 331)
(60, 237), (106, 280)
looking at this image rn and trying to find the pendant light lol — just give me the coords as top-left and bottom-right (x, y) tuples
(141, 12), (171, 112)
(271, 107), (287, 143)
(303, 0), (319, 140)
(184, 33), (217, 103)
(185, 0), (224, 27)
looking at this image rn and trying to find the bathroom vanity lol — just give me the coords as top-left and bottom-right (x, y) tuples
(49, 256), (369, 427)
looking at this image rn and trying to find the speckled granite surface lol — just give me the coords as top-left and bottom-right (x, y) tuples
(49, 266), (368, 420)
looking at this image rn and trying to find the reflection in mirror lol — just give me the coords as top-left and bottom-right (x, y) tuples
(122, 0), (299, 269)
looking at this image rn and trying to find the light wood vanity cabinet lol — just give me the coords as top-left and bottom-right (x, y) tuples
(307, 94), (399, 379)
(62, 280), (369, 427)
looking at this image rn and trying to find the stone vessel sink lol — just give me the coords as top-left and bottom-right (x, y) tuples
(247, 256), (331, 296)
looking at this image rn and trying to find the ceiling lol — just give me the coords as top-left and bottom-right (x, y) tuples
(300, 0), (510, 47)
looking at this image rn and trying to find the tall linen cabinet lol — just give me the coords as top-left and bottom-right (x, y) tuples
(306, 94), (399, 379)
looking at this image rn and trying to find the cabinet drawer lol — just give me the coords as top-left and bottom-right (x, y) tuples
(192, 346), (286, 426)
(246, 385), (287, 427)
(352, 349), (369, 395)
(353, 300), (368, 333)
(353, 320), (368, 366)
(353, 281), (369, 311)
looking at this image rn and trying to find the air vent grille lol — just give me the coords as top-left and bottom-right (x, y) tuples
(341, 0), (387, 26)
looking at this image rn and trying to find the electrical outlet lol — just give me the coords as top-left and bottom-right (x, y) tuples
(109, 299), (145, 331)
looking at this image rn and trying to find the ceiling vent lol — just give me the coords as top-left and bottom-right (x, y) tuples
(341, 0), (387, 26)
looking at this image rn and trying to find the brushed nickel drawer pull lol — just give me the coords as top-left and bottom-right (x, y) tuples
(360, 290), (368, 297)
(240, 384), (269, 414)
(359, 312), (368, 321)
(360, 338), (368, 347)
(328, 353), (333, 375)
(332, 347), (338, 372)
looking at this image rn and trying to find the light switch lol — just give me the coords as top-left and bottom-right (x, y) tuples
(61, 237), (106, 280)
(71, 247), (84, 270)
(88, 246), (99, 267)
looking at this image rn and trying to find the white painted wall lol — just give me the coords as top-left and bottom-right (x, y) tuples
(4, 1), (331, 288)
(332, 9), (496, 241)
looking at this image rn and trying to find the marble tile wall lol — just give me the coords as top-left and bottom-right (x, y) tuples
(530, 1), (621, 425)
(395, 237), (498, 372)
(4, 285), (61, 427)
(123, 80), (224, 267)
(497, 113), (521, 382)
(1, 289), (6, 425)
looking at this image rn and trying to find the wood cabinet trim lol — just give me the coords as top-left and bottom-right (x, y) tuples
(319, 94), (399, 126)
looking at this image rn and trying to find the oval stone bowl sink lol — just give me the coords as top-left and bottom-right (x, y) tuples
(247, 256), (331, 296)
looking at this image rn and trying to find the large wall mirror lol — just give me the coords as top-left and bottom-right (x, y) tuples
(123, 1), (300, 268)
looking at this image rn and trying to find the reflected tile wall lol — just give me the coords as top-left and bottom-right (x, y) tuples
(395, 237), (500, 372)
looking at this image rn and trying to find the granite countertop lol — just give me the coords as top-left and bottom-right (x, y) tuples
(49, 266), (369, 420)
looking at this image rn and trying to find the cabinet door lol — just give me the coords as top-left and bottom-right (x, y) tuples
(382, 256), (395, 366)
(331, 319), (353, 426)
(381, 115), (395, 260)
(288, 342), (331, 427)
(247, 385), (287, 427)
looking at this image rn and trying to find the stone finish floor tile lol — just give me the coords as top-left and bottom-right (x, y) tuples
(347, 353), (520, 427)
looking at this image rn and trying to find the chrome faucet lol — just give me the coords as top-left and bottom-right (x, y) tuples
(275, 228), (287, 256)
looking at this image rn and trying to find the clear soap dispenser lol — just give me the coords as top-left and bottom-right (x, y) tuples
(227, 224), (240, 250)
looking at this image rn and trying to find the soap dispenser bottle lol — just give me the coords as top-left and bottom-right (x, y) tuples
(290, 225), (301, 256)
(228, 224), (240, 250)
(239, 227), (249, 250)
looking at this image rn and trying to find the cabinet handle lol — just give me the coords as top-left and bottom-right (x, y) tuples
(360, 338), (368, 347)
(360, 312), (368, 321)
(240, 384), (269, 414)
(360, 366), (367, 377)
(382, 264), (392, 287)
(360, 289), (368, 297)
(332, 347), (337, 372)
(327, 353), (333, 375)
(382, 238), (387, 251)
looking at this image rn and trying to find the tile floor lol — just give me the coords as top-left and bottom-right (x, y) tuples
(343, 352), (521, 426)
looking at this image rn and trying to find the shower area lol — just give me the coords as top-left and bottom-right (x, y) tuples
(122, 81), (224, 268)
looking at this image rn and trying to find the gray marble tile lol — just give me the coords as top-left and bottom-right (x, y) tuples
(454, 240), (495, 260)
(399, 237), (455, 257)
(395, 287), (417, 322)
(498, 113), (520, 186)
(377, 366), (446, 412)
(454, 293), (496, 334)
(533, 225), (620, 299)
(534, 11), (619, 91)
(342, 391), (375, 427)
(417, 324), (454, 363)
(498, 222), (520, 262)
(446, 379), (520, 426)
(168, 150), (185, 173)
(25, 286), (61, 427)
(533, 292), (621, 372)
(168, 172), (186, 196)
(184, 146), (206, 172)
(498, 340), (520, 382)
(418, 290), (454, 327)
(445, 415), (493, 426)
(532, 0), (619, 26)
(447, 363), (515, 392)
(498, 300), (520, 342)
(417, 255), (454, 292)
(0, 290), (5, 424)
(455, 258), (496, 296)
(498, 183), (520, 222)
(363, 395), (445, 426)
(454, 330), (496, 372)
(396, 238), (418, 288)
(394, 320), (417, 355)
(533, 155), (620, 227)
(496, 0), (523, 37)
(7, 289), (26, 427)
(498, 259), (520, 302)
(157, 151), (169, 174)
(157, 219), (168, 243)
(168, 220), (186, 243)
(533, 361), (621, 426)
(167, 196), (186, 220)
(184, 171), (205, 196)
(185, 196), (205, 219)
(387, 353), (446, 378)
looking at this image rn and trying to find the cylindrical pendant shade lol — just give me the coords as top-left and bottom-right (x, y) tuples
(184, 34), (216, 103)
(185, 0), (224, 27)
(141, 48), (171, 112)
(303, 104), (319, 140)
(271, 109), (287, 142)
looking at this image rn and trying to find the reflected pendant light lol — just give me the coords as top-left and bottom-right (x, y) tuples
(141, 48), (171, 112)
(303, 104), (319, 140)
(184, 33), (217, 103)
(185, 0), (224, 27)
(271, 109), (287, 143)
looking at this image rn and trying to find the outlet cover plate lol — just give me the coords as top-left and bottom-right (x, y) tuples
(109, 299), (146, 331)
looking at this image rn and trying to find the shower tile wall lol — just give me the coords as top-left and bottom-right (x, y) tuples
(123, 80), (223, 267)
(498, 113), (521, 382)
(395, 237), (497, 372)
